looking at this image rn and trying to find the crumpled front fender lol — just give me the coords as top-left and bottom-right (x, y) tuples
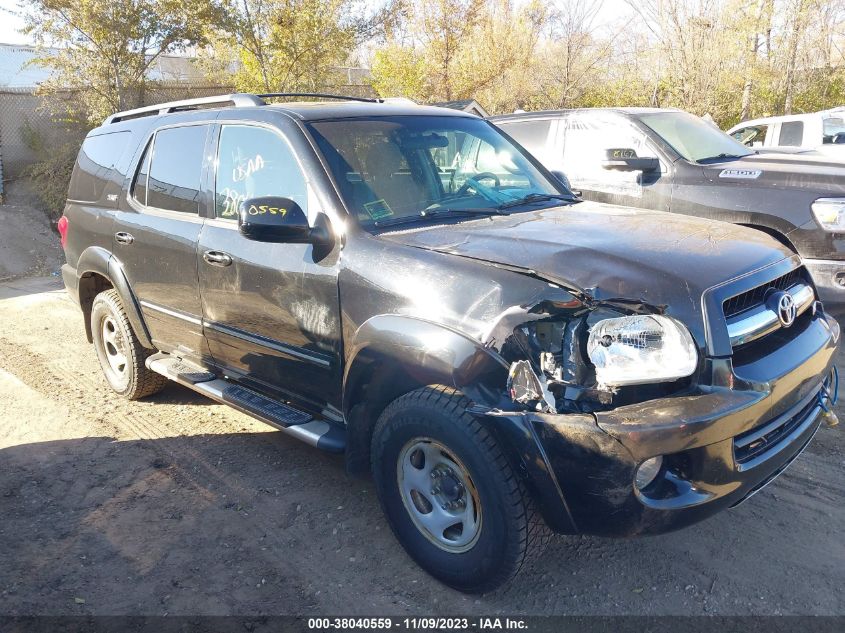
(342, 314), (510, 417)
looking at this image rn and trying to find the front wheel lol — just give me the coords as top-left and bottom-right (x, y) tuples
(371, 386), (549, 593)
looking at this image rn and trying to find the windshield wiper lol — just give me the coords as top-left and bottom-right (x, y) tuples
(373, 207), (506, 229)
(696, 153), (748, 163)
(497, 193), (576, 210)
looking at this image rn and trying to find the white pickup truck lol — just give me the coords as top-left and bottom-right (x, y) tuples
(727, 108), (845, 157)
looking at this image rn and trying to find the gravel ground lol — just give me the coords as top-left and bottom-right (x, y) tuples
(0, 183), (64, 282)
(0, 277), (842, 616)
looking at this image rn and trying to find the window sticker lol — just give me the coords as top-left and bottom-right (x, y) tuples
(364, 199), (393, 220)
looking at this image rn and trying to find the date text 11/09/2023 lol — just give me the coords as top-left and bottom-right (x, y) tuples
(307, 617), (529, 630)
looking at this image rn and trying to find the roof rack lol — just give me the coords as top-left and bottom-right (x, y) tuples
(257, 92), (383, 103)
(104, 93), (265, 124)
(103, 91), (386, 125)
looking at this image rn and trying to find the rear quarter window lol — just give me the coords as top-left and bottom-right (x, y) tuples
(142, 125), (208, 214)
(68, 131), (132, 203)
(778, 121), (804, 146)
(498, 119), (551, 152)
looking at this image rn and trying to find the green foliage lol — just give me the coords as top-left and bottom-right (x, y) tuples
(23, 0), (223, 126)
(371, 45), (428, 101)
(200, 0), (371, 93)
(369, 0), (845, 126)
(369, 0), (548, 110)
(20, 122), (84, 220)
(19, 0), (222, 212)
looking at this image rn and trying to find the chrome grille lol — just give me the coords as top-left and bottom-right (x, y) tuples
(723, 267), (815, 348)
(723, 268), (805, 319)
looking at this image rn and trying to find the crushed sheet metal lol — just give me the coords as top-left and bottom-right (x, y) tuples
(507, 360), (555, 412)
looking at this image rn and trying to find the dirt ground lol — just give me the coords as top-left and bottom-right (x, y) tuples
(0, 276), (842, 616)
(0, 182), (64, 282)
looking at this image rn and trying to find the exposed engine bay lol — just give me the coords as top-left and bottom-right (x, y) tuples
(483, 288), (696, 415)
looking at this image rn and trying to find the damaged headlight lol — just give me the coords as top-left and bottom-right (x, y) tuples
(587, 315), (697, 388)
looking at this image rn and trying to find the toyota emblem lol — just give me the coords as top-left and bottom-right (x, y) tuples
(777, 293), (797, 328)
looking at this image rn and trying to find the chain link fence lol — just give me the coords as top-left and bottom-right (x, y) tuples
(0, 83), (234, 195)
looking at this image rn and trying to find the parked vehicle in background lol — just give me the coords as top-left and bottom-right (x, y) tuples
(491, 107), (845, 317)
(59, 94), (839, 593)
(727, 108), (845, 157)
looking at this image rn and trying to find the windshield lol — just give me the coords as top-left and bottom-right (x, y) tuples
(306, 116), (568, 229)
(638, 111), (754, 162)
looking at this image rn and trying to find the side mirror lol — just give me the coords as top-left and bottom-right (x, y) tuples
(601, 148), (659, 173)
(238, 197), (332, 246)
(551, 170), (581, 197)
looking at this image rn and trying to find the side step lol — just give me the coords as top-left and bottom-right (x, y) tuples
(146, 353), (345, 453)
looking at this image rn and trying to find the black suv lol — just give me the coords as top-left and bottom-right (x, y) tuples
(491, 108), (845, 317)
(60, 93), (839, 593)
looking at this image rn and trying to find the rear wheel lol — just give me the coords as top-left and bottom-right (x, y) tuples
(90, 289), (167, 400)
(371, 386), (549, 593)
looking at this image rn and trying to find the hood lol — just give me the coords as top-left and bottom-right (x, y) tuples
(701, 152), (845, 192)
(379, 201), (793, 330)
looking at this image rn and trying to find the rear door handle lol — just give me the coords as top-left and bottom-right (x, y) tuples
(114, 231), (134, 245)
(203, 250), (233, 267)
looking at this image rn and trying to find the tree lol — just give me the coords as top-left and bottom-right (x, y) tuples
(533, 0), (619, 109)
(370, 0), (548, 111)
(22, 0), (222, 126)
(739, 0), (772, 121)
(782, 0), (811, 114)
(201, 0), (393, 94)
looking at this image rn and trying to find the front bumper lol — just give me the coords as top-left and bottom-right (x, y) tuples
(482, 311), (839, 537)
(803, 258), (845, 319)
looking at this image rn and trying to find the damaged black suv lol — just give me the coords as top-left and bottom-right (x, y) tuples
(60, 93), (839, 593)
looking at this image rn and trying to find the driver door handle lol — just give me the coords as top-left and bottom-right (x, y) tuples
(203, 250), (233, 267)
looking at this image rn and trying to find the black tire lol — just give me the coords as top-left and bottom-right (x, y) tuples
(371, 385), (549, 593)
(90, 289), (167, 400)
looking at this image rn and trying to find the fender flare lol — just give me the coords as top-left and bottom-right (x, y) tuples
(341, 314), (510, 475)
(76, 246), (154, 349)
(342, 314), (509, 417)
(737, 213), (800, 252)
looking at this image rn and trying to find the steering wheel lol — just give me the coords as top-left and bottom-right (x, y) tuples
(455, 172), (501, 196)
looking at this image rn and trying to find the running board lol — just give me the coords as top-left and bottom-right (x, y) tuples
(146, 354), (345, 453)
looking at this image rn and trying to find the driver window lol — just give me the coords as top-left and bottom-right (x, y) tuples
(561, 114), (657, 197)
(215, 125), (307, 221)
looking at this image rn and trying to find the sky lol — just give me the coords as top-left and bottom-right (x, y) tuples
(0, 0), (26, 45)
(0, 0), (637, 48)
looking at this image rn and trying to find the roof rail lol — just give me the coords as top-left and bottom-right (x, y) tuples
(257, 92), (383, 104)
(104, 93), (265, 124)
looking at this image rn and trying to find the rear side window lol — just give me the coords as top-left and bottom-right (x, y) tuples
(498, 120), (551, 152)
(68, 132), (132, 202)
(134, 125), (208, 214)
(778, 121), (804, 146)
